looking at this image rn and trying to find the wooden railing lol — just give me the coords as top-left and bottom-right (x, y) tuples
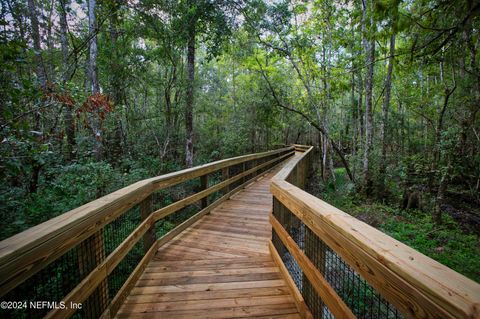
(0, 146), (295, 319)
(270, 145), (480, 319)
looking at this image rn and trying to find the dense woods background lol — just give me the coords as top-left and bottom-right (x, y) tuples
(0, 0), (479, 281)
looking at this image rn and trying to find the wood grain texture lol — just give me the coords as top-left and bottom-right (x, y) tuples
(270, 214), (355, 319)
(269, 241), (313, 319)
(271, 147), (480, 319)
(0, 147), (294, 297)
(115, 165), (303, 319)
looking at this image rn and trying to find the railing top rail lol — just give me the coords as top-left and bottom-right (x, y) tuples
(273, 145), (313, 181)
(270, 145), (480, 319)
(0, 146), (293, 288)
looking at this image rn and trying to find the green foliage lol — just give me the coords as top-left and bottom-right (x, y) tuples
(0, 160), (153, 240)
(382, 213), (480, 283)
(317, 176), (480, 283)
(0, 0), (479, 294)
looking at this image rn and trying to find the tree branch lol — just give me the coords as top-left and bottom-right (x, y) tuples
(254, 55), (355, 183)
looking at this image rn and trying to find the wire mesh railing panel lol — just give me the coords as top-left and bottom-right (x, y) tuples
(0, 246), (81, 319)
(303, 220), (402, 319)
(272, 230), (302, 291)
(228, 163), (244, 190)
(104, 206), (141, 256)
(151, 179), (199, 212)
(206, 170), (223, 204)
(272, 199), (304, 249)
(303, 279), (335, 319)
(0, 150), (293, 319)
(107, 240), (144, 299)
(154, 202), (201, 239)
(273, 198), (403, 319)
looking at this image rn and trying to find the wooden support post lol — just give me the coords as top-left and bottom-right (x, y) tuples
(77, 229), (108, 319)
(200, 174), (208, 208)
(300, 159), (306, 190)
(140, 194), (155, 252)
(221, 167), (229, 194)
(242, 162), (246, 185)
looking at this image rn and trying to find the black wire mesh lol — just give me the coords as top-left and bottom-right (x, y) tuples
(107, 240), (144, 298)
(206, 170), (223, 204)
(102, 207), (143, 300)
(228, 163), (245, 190)
(104, 207), (141, 256)
(0, 200), (148, 318)
(0, 246), (82, 319)
(272, 199), (402, 319)
(0, 151), (292, 319)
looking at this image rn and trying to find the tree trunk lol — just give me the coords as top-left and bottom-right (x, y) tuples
(362, 0), (375, 196)
(59, 0), (76, 161)
(88, 0), (102, 161)
(109, 4), (124, 162)
(434, 164), (449, 225)
(88, 0), (99, 94)
(46, 0), (55, 81)
(379, 34), (395, 198)
(27, 0), (46, 87)
(185, 23), (195, 167)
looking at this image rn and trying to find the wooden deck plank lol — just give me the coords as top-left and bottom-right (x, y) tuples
(125, 286), (291, 303)
(115, 165), (302, 318)
(118, 295), (295, 313)
(115, 304), (299, 319)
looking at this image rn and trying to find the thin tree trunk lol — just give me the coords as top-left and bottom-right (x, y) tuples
(59, 0), (76, 161)
(46, 0), (55, 81)
(433, 73), (457, 224)
(379, 34), (395, 198)
(255, 55), (355, 182)
(88, 0), (102, 161)
(109, 4), (123, 162)
(27, 0), (45, 192)
(27, 0), (46, 87)
(88, 0), (99, 94)
(351, 69), (357, 178)
(362, 0), (375, 196)
(185, 23), (195, 167)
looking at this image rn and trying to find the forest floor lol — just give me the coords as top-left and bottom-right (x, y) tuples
(306, 168), (480, 283)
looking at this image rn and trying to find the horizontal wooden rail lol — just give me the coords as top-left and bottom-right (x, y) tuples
(270, 213), (355, 319)
(151, 151), (293, 222)
(270, 145), (480, 319)
(0, 147), (294, 319)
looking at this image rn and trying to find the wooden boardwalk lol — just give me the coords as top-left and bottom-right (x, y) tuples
(115, 167), (301, 318)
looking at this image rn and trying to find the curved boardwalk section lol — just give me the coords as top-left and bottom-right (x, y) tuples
(115, 167), (301, 318)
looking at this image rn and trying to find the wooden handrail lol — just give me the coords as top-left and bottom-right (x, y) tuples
(270, 145), (480, 318)
(0, 146), (294, 301)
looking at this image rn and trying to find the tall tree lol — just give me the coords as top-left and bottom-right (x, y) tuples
(59, 0), (76, 161)
(107, 0), (124, 162)
(177, 0), (234, 167)
(379, 33), (395, 198)
(184, 0), (196, 167)
(27, 0), (46, 87)
(362, 0), (375, 195)
(87, 0), (102, 160)
(88, 0), (99, 94)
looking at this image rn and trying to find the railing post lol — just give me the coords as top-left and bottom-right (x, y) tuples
(77, 229), (108, 319)
(222, 167), (230, 194)
(140, 194), (155, 252)
(242, 162), (246, 185)
(200, 174), (208, 208)
(300, 157), (306, 190)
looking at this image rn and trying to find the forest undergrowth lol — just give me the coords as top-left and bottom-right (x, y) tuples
(307, 166), (480, 283)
